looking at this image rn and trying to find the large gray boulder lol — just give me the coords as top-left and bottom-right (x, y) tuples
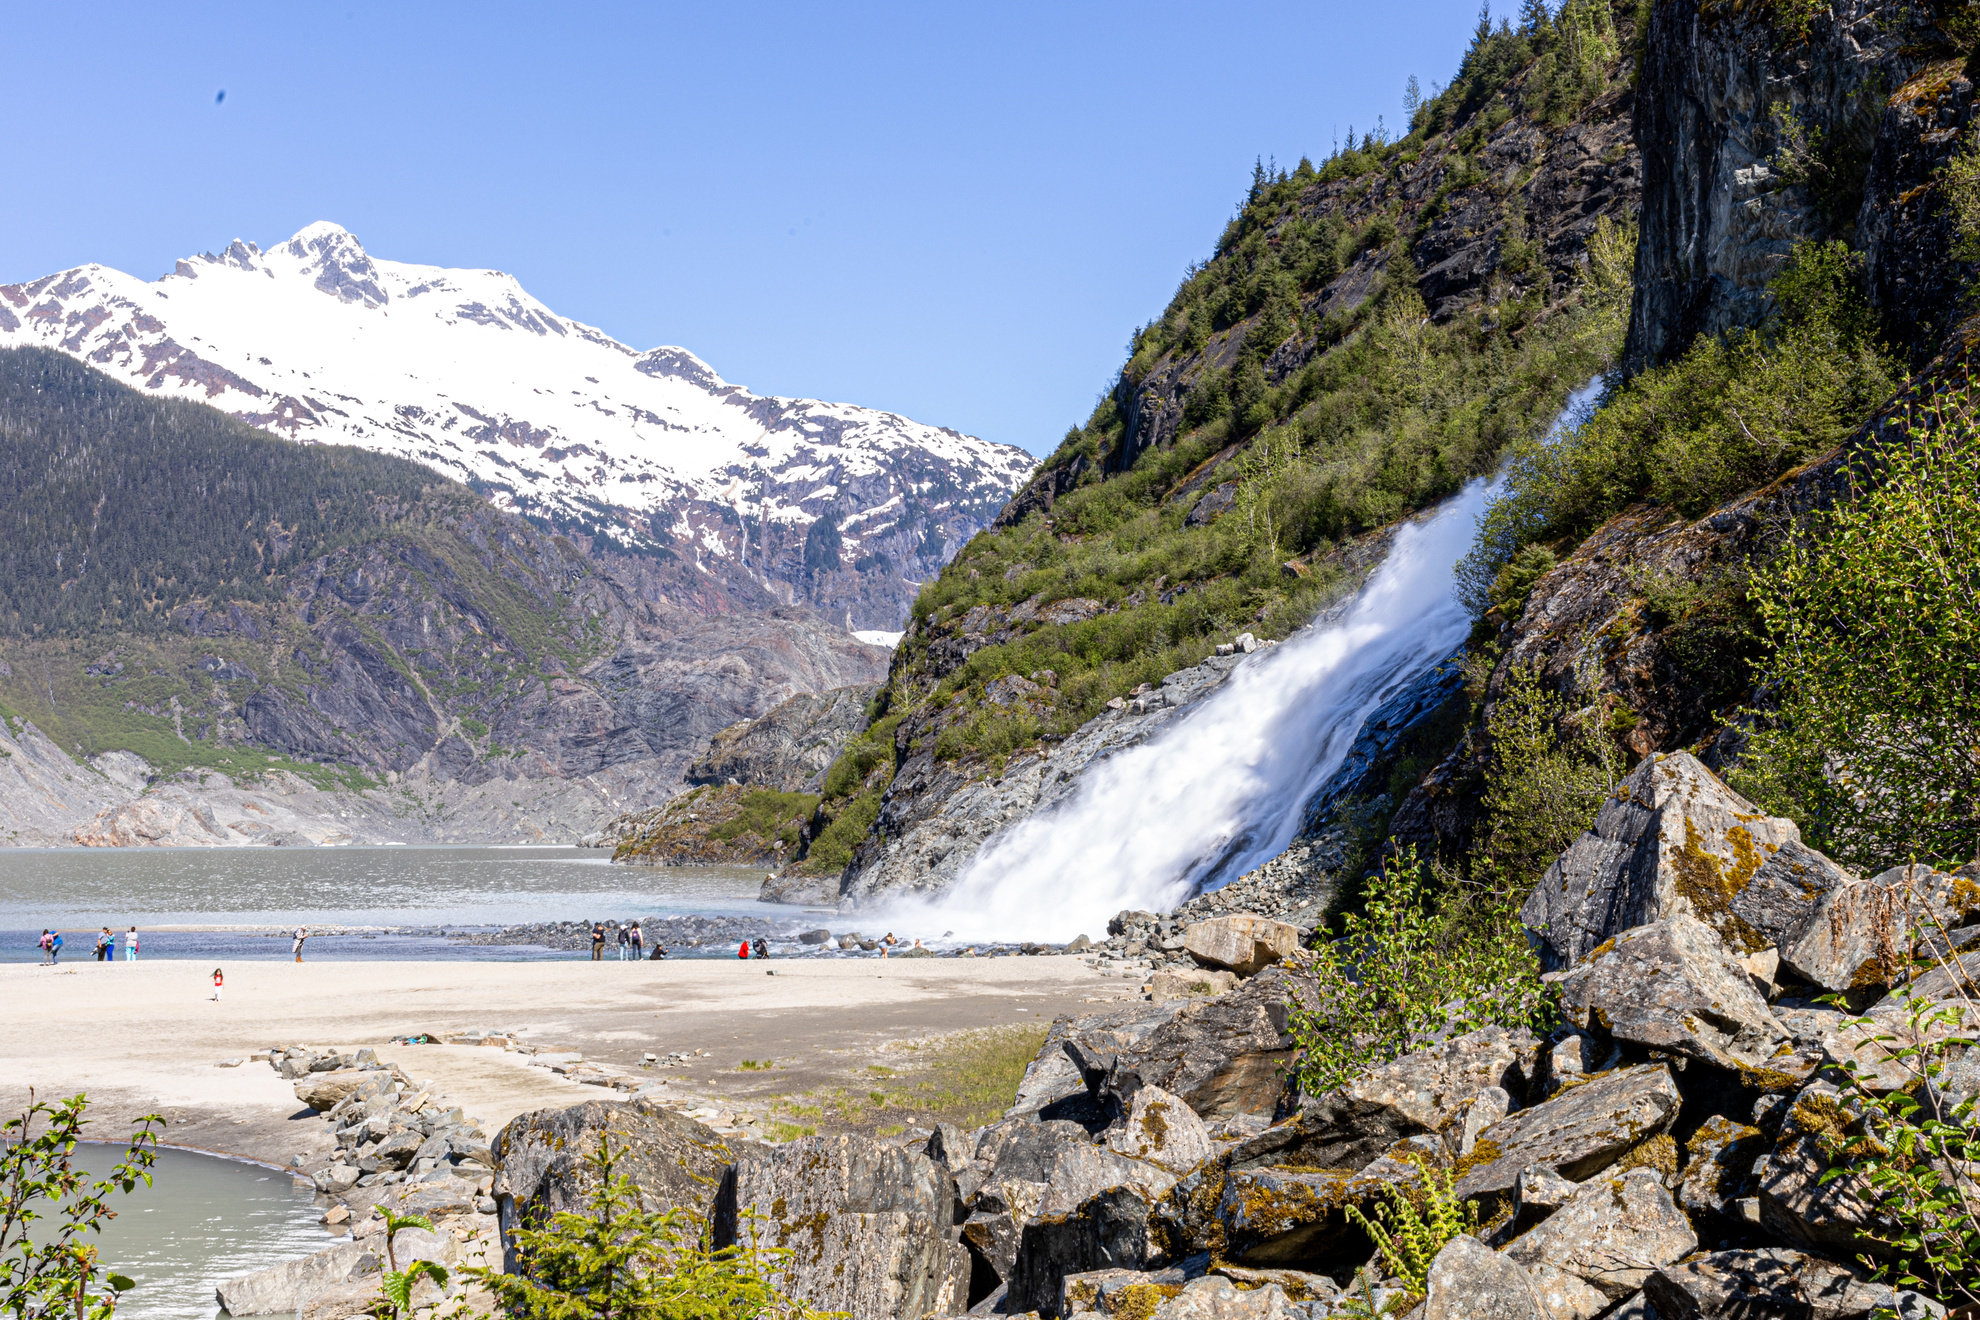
(1644, 1248), (1906, 1319)
(1215, 1136), (1444, 1267)
(1229, 1026), (1536, 1172)
(296, 1069), (393, 1112)
(718, 1131), (964, 1320)
(1501, 1167), (1697, 1302)
(1755, 1082), (1896, 1262)
(1084, 966), (1316, 1123)
(493, 1098), (727, 1273)
(1778, 862), (1980, 995)
(1145, 1275), (1303, 1320)
(1182, 915), (1303, 976)
(216, 1241), (363, 1316)
(1521, 751), (1850, 972)
(1455, 1064), (1681, 1207)
(1102, 1084), (1215, 1174)
(1421, 1236), (1547, 1320)
(1552, 914), (1791, 1070)
(1005, 1183), (1176, 1316)
(1677, 1114), (1768, 1227)
(1823, 947), (1980, 1091)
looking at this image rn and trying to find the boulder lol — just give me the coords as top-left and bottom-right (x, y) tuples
(1552, 914), (1791, 1071)
(1421, 1235), (1547, 1320)
(1501, 1167), (1697, 1301)
(1540, 1030), (1620, 1096)
(493, 1098), (727, 1273)
(1005, 1183), (1176, 1316)
(1205, 1266), (1336, 1305)
(1677, 1114), (1768, 1228)
(964, 1120), (1174, 1288)
(1061, 1267), (1187, 1317)
(1013, 1014), (1121, 1118)
(1230, 1026), (1535, 1172)
(1772, 863), (1970, 994)
(1062, 1002), (1189, 1096)
(1822, 948), (1980, 1092)
(1086, 966), (1315, 1123)
(1644, 1248), (1900, 1319)
(215, 1241), (362, 1316)
(1148, 968), (1241, 1004)
(1144, 1275), (1303, 1320)
(1509, 1164), (1580, 1232)
(1103, 1085), (1215, 1175)
(1216, 1136), (1445, 1266)
(294, 1277), (389, 1320)
(1454, 1064), (1681, 1208)
(1521, 751), (1850, 972)
(718, 1131), (962, 1320)
(1754, 1083), (1895, 1261)
(295, 1069), (391, 1112)
(373, 1129), (424, 1172)
(798, 928), (832, 944)
(1182, 915), (1303, 976)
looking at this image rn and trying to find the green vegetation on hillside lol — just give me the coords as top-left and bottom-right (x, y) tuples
(0, 347), (466, 637)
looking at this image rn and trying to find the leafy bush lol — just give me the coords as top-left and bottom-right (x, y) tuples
(708, 791), (820, 851)
(1462, 241), (1895, 613)
(1286, 847), (1555, 1096)
(1480, 664), (1617, 885)
(462, 1135), (823, 1320)
(1732, 386), (1980, 870)
(2, 1094), (160, 1319)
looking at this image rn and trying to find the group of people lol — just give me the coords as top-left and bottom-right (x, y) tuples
(37, 927), (139, 964)
(588, 921), (665, 960)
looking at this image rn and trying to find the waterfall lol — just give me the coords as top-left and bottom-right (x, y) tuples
(891, 385), (1601, 944)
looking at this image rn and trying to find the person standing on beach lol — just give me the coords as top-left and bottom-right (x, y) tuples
(292, 926), (307, 963)
(49, 932), (62, 964)
(95, 928), (112, 961)
(590, 922), (605, 961)
(37, 930), (52, 965)
(617, 924), (631, 961)
(629, 922), (643, 959)
(211, 968), (224, 1001)
(124, 927), (139, 961)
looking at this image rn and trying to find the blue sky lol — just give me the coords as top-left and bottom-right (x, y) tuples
(2, 2), (1482, 456)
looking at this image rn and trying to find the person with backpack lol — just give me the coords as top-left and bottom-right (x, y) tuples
(37, 930), (52, 965)
(629, 922), (643, 959)
(617, 924), (631, 961)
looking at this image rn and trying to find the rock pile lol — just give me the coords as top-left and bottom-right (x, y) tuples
(218, 1046), (504, 1318)
(493, 750), (1975, 1318)
(445, 913), (787, 952)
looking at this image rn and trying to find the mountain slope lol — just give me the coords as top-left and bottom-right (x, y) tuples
(0, 223), (1033, 630)
(767, 4), (1646, 905)
(0, 347), (888, 846)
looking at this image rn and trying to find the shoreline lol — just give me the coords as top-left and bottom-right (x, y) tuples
(2, 957), (1137, 1169)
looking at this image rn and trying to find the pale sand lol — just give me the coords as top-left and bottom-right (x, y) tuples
(0, 957), (1131, 1165)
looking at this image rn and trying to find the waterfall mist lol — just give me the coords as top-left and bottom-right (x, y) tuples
(881, 386), (1599, 944)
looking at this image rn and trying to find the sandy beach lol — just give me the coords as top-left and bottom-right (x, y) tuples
(0, 955), (1130, 1165)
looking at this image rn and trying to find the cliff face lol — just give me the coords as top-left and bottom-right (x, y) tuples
(1626, 0), (1971, 368)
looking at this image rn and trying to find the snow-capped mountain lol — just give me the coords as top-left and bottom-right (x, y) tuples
(0, 222), (1033, 628)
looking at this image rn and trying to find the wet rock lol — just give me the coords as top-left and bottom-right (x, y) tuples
(1421, 1235), (1546, 1320)
(1103, 1085), (1215, 1175)
(1230, 1026), (1535, 1172)
(1644, 1248), (1897, 1319)
(1182, 915), (1303, 976)
(1677, 1115), (1768, 1228)
(1454, 1064), (1681, 1208)
(1521, 752), (1846, 972)
(493, 1099), (726, 1272)
(719, 1132), (961, 1320)
(1502, 1167), (1697, 1301)
(1552, 914), (1790, 1070)
(215, 1241), (362, 1316)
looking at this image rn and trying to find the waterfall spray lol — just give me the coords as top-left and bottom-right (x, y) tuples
(885, 385), (1601, 944)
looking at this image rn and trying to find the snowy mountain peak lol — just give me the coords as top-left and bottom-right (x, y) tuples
(0, 225), (1033, 629)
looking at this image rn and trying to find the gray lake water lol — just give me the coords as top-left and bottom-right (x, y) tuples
(0, 846), (782, 961)
(65, 1146), (326, 1320)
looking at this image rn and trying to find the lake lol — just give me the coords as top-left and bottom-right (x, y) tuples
(0, 846), (786, 962)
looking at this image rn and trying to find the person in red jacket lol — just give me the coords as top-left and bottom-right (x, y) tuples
(738, 940), (750, 959)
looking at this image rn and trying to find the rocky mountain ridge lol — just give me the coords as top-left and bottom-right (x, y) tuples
(0, 222), (1034, 630)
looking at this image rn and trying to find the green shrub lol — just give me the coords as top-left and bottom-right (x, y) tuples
(2, 1095), (159, 1320)
(1286, 847), (1555, 1097)
(707, 791), (820, 850)
(1480, 664), (1616, 885)
(1733, 386), (1980, 870)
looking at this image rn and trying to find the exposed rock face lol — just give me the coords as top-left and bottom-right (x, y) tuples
(492, 1099), (727, 1272)
(1521, 751), (1848, 972)
(216, 1241), (364, 1316)
(1644, 1247), (1901, 1320)
(589, 782), (817, 868)
(1626, 0), (1944, 370)
(1454, 1063), (1682, 1205)
(1501, 1168), (1698, 1302)
(1553, 914), (1790, 1069)
(685, 684), (878, 793)
(718, 1133), (966, 1320)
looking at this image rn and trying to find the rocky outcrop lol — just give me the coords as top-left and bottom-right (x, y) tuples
(687, 684), (877, 792)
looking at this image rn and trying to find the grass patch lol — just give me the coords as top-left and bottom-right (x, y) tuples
(735, 1059), (774, 1071)
(762, 1025), (1052, 1137)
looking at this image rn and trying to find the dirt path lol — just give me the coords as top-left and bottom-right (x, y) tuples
(0, 956), (1132, 1163)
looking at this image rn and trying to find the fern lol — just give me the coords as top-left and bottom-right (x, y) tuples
(1345, 1155), (1477, 1298)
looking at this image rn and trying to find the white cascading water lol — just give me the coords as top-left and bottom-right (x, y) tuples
(888, 384), (1602, 944)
